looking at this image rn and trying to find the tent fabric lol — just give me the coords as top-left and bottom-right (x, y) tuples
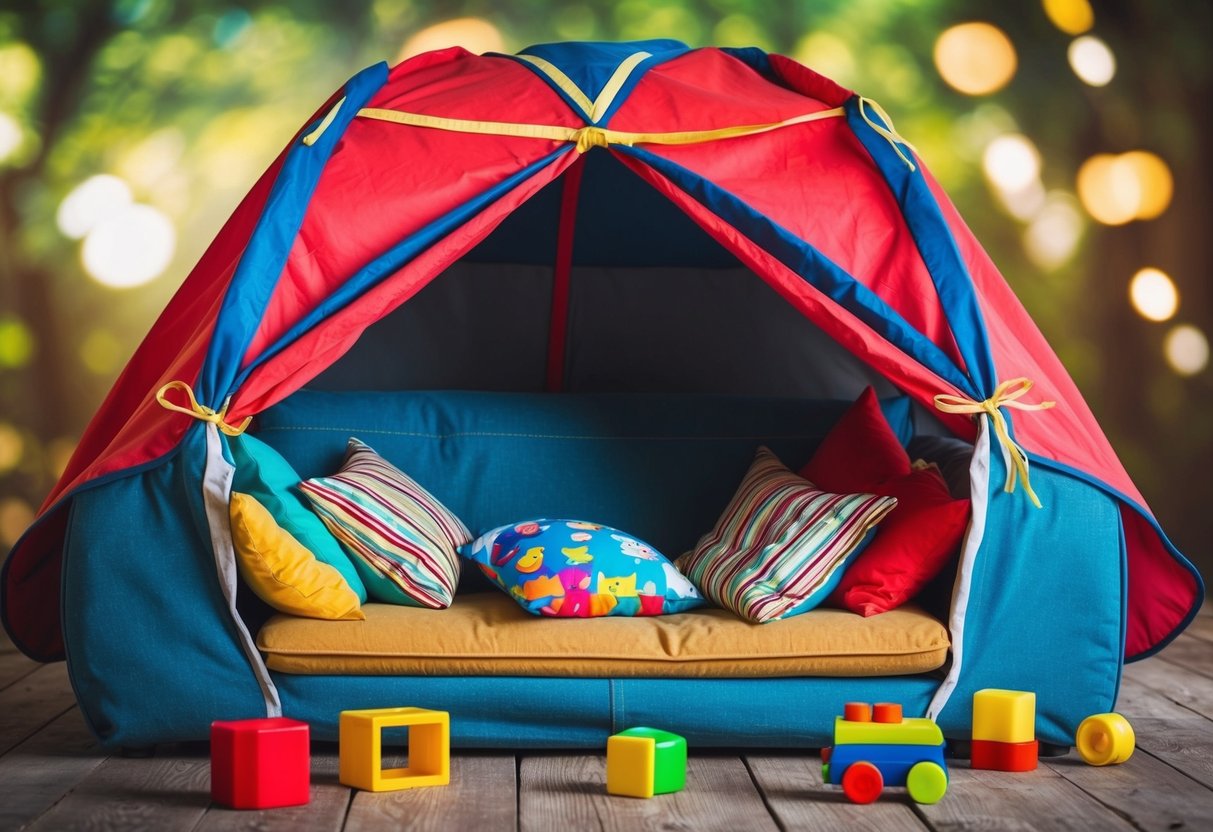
(1, 41), (1201, 663)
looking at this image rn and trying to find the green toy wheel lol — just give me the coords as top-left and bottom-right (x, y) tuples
(1076, 713), (1135, 766)
(906, 761), (948, 804)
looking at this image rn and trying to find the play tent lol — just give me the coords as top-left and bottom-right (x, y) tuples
(2, 40), (1201, 725)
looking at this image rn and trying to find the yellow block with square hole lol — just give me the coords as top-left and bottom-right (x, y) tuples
(972, 689), (1036, 743)
(339, 707), (450, 792)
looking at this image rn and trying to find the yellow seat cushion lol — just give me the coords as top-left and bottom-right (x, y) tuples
(257, 592), (948, 677)
(230, 492), (365, 621)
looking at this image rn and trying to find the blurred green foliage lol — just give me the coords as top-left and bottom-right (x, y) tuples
(0, 0), (1209, 579)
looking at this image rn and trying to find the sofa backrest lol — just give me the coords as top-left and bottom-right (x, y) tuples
(255, 390), (912, 558)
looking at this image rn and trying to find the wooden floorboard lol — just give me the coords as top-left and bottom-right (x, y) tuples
(519, 753), (779, 832)
(345, 752), (515, 832)
(746, 752), (928, 830)
(0, 708), (105, 831)
(194, 744), (350, 832)
(0, 664), (77, 758)
(23, 750), (212, 831)
(5, 630), (1213, 829)
(0, 649), (39, 693)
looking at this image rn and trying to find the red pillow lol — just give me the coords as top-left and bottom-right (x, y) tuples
(801, 387), (911, 490)
(825, 467), (970, 616)
(799, 387), (971, 616)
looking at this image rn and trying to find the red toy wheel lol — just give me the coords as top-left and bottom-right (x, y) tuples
(842, 761), (884, 804)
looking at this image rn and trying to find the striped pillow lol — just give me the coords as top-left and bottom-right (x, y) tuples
(675, 447), (897, 623)
(299, 438), (471, 609)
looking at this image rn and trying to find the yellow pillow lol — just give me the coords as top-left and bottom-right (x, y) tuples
(229, 492), (365, 621)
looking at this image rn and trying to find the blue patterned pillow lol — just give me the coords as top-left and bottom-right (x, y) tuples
(461, 520), (704, 617)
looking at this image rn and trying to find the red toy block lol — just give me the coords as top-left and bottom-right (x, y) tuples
(970, 738), (1038, 772)
(211, 717), (310, 809)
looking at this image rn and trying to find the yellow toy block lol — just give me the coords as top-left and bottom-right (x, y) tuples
(607, 735), (656, 798)
(606, 728), (686, 798)
(339, 707), (450, 792)
(972, 689), (1036, 743)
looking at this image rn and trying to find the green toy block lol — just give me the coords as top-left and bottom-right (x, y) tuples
(606, 727), (687, 798)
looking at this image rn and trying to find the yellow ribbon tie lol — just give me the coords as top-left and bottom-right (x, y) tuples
(155, 381), (252, 437)
(356, 106), (847, 154)
(858, 96), (918, 172)
(573, 126), (611, 154)
(934, 378), (1056, 508)
(302, 96), (346, 147)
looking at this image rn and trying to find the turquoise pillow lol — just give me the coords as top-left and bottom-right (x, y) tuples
(229, 434), (367, 602)
(461, 520), (704, 617)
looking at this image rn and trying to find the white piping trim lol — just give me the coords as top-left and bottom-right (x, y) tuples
(927, 419), (991, 721)
(202, 422), (282, 717)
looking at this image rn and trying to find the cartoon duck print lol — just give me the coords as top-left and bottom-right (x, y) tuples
(489, 522), (548, 565)
(561, 545), (593, 565)
(516, 546), (545, 574)
(489, 522), (548, 567)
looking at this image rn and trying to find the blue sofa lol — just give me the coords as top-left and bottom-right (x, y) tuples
(60, 389), (1124, 750)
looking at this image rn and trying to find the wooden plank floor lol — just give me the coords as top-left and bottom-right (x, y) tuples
(4, 620), (1213, 831)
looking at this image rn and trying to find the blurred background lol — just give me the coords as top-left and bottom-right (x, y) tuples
(1, 1), (1209, 584)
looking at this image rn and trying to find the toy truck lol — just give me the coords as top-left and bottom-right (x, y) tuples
(822, 702), (948, 804)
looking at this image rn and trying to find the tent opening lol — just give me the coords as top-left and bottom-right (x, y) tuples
(310, 150), (896, 400)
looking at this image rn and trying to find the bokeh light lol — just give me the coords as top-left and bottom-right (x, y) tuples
(213, 8), (253, 48)
(1077, 154), (1135, 224)
(0, 317), (35, 369)
(47, 438), (77, 480)
(1119, 151), (1172, 220)
(1129, 268), (1179, 322)
(0, 423), (23, 475)
(983, 134), (1046, 221)
(0, 42), (42, 100)
(1024, 193), (1085, 269)
(1165, 325), (1209, 377)
(794, 32), (856, 88)
(983, 134), (1041, 193)
(1002, 180), (1048, 222)
(117, 128), (187, 193)
(0, 112), (21, 163)
(57, 174), (134, 240)
(951, 104), (1019, 163)
(714, 15), (773, 52)
(934, 23), (1017, 96)
(80, 328), (126, 375)
(1068, 36), (1115, 87)
(0, 498), (35, 549)
(82, 204), (177, 289)
(1042, 0), (1095, 35)
(399, 18), (505, 62)
(1077, 151), (1173, 225)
